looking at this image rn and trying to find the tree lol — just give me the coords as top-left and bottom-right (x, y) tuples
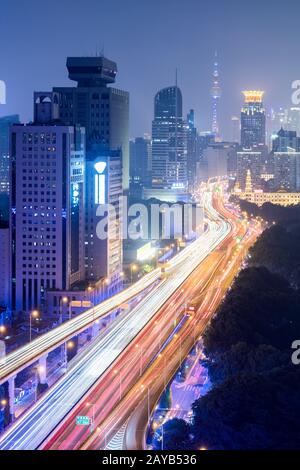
(202, 342), (290, 385)
(191, 366), (300, 450)
(153, 418), (192, 450)
(203, 267), (300, 356)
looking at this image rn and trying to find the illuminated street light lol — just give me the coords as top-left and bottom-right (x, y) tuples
(0, 325), (6, 336)
(130, 264), (138, 284)
(30, 310), (39, 342)
(59, 296), (68, 324)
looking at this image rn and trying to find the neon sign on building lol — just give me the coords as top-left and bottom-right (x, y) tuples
(94, 161), (107, 204)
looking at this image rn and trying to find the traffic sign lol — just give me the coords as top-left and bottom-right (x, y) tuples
(76, 415), (90, 426)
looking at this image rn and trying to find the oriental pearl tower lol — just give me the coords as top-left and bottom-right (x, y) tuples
(210, 51), (222, 140)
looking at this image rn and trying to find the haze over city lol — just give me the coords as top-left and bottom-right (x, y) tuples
(1, 0), (300, 460)
(1, 0), (300, 137)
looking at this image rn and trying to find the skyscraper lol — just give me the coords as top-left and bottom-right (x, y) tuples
(237, 148), (264, 190)
(0, 115), (19, 195)
(204, 144), (228, 179)
(151, 86), (187, 189)
(52, 57), (127, 291)
(287, 107), (300, 135)
(274, 150), (300, 191)
(210, 52), (222, 139)
(241, 91), (266, 148)
(53, 56), (129, 192)
(0, 221), (10, 316)
(186, 109), (198, 188)
(10, 116), (85, 313)
(84, 145), (123, 292)
(129, 136), (151, 188)
(230, 116), (240, 143)
(272, 128), (300, 152)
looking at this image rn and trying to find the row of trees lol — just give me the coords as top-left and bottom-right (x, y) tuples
(159, 202), (300, 450)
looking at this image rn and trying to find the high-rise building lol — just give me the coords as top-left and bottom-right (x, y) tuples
(210, 52), (222, 139)
(230, 116), (240, 143)
(129, 136), (151, 189)
(268, 107), (300, 141)
(51, 56), (127, 292)
(241, 91), (265, 148)
(237, 148), (265, 190)
(84, 145), (123, 292)
(151, 86), (187, 189)
(274, 150), (300, 191)
(53, 56), (129, 192)
(0, 221), (10, 315)
(10, 120), (85, 313)
(272, 128), (300, 152)
(186, 109), (198, 188)
(0, 115), (19, 195)
(267, 107), (287, 145)
(195, 132), (215, 184)
(287, 107), (300, 135)
(203, 142), (235, 180)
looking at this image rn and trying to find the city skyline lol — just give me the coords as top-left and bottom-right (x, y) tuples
(1, 0), (300, 456)
(1, 0), (300, 138)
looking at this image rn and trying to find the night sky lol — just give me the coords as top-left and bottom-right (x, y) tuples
(1, 0), (300, 138)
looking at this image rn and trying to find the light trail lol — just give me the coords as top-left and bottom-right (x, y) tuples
(0, 192), (230, 450)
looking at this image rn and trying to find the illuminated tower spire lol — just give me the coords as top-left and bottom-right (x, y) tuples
(210, 51), (222, 139)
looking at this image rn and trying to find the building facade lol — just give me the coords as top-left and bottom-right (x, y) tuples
(53, 56), (129, 192)
(186, 109), (198, 189)
(0, 115), (19, 195)
(151, 86), (187, 190)
(129, 136), (151, 190)
(85, 146), (123, 292)
(272, 128), (300, 152)
(237, 148), (265, 191)
(10, 123), (85, 313)
(241, 91), (265, 148)
(274, 151), (300, 191)
(0, 221), (10, 314)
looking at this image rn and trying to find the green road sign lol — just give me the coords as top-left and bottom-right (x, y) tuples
(76, 415), (90, 426)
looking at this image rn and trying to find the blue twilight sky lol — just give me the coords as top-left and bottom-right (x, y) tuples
(1, 0), (300, 139)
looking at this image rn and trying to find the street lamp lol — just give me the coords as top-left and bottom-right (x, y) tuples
(64, 340), (74, 366)
(130, 264), (138, 284)
(30, 310), (39, 342)
(59, 296), (68, 324)
(0, 325), (6, 338)
(87, 286), (95, 324)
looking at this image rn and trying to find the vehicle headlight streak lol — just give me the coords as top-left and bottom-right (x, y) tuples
(0, 192), (231, 450)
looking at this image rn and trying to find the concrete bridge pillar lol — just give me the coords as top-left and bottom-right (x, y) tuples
(8, 376), (16, 422)
(91, 321), (100, 338)
(38, 354), (48, 384)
